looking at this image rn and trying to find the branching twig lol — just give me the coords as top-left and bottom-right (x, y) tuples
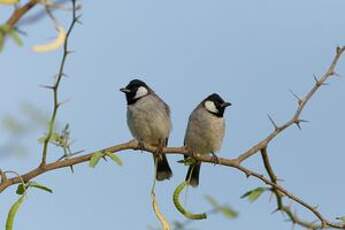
(0, 139), (344, 228)
(2, 5), (345, 227)
(40, 0), (78, 167)
(236, 46), (345, 163)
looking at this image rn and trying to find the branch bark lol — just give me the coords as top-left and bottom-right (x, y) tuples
(1, 5), (345, 227)
(6, 0), (40, 28)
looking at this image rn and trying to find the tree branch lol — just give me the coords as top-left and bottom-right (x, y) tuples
(236, 46), (345, 163)
(6, 0), (40, 28)
(1, 6), (344, 227)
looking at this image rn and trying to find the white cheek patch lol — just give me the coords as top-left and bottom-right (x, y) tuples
(134, 86), (149, 99)
(204, 100), (218, 114)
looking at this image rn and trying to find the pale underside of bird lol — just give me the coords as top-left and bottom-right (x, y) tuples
(184, 93), (231, 187)
(121, 79), (173, 181)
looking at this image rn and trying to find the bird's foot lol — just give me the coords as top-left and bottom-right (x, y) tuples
(211, 152), (220, 165)
(136, 141), (145, 153)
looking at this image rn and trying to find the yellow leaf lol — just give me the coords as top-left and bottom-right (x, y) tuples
(0, 0), (19, 5)
(32, 26), (66, 53)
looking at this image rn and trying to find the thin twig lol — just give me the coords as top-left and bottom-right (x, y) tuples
(0, 140), (344, 228)
(40, 0), (78, 167)
(236, 46), (345, 163)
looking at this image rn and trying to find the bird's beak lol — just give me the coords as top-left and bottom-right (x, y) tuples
(222, 102), (232, 107)
(120, 88), (131, 93)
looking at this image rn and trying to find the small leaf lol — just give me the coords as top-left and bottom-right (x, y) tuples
(89, 151), (103, 168)
(29, 182), (53, 193)
(241, 187), (269, 203)
(205, 195), (238, 219)
(0, 0), (19, 4)
(6, 195), (25, 230)
(50, 132), (61, 143)
(15, 184), (25, 195)
(7, 29), (23, 47)
(32, 26), (66, 53)
(205, 195), (220, 208)
(38, 135), (46, 143)
(105, 152), (123, 166)
(173, 181), (207, 220)
(0, 32), (4, 52)
(219, 206), (238, 219)
(177, 157), (197, 166)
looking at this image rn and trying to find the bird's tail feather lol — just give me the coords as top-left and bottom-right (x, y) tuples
(156, 154), (173, 181)
(185, 163), (201, 187)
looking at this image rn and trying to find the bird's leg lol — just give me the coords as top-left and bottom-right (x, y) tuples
(155, 139), (164, 160)
(211, 152), (220, 165)
(136, 140), (145, 153)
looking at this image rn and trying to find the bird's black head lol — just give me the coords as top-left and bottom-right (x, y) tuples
(203, 93), (231, 117)
(120, 79), (151, 105)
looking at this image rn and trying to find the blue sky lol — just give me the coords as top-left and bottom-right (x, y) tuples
(1, 0), (345, 229)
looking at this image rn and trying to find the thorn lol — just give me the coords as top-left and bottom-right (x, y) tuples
(66, 50), (75, 55)
(313, 74), (321, 86)
(39, 84), (55, 90)
(75, 15), (83, 24)
(295, 121), (302, 130)
(299, 119), (309, 123)
(59, 98), (71, 106)
(61, 73), (69, 78)
(289, 89), (302, 105)
(271, 208), (280, 215)
(267, 114), (279, 130)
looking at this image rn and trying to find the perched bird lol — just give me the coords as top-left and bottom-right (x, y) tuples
(120, 79), (173, 181)
(184, 93), (231, 187)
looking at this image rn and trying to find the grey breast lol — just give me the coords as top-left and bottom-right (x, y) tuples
(127, 94), (171, 146)
(184, 106), (225, 155)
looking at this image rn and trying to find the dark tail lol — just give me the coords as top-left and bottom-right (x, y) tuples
(185, 163), (201, 187)
(156, 154), (173, 181)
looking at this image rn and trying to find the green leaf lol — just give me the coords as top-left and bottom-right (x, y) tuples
(205, 195), (220, 208)
(176, 157), (197, 166)
(0, 32), (4, 52)
(219, 206), (238, 219)
(50, 132), (61, 143)
(205, 195), (238, 219)
(241, 187), (269, 203)
(173, 181), (207, 220)
(105, 152), (123, 166)
(29, 182), (53, 193)
(6, 195), (25, 230)
(7, 29), (23, 47)
(89, 151), (104, 168)
(15, 184), (25, 195)
(38, 135), (46, 143)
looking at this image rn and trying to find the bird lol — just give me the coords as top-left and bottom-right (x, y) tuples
(184, 93), (231, 187)
(120, 79), (173, 181)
